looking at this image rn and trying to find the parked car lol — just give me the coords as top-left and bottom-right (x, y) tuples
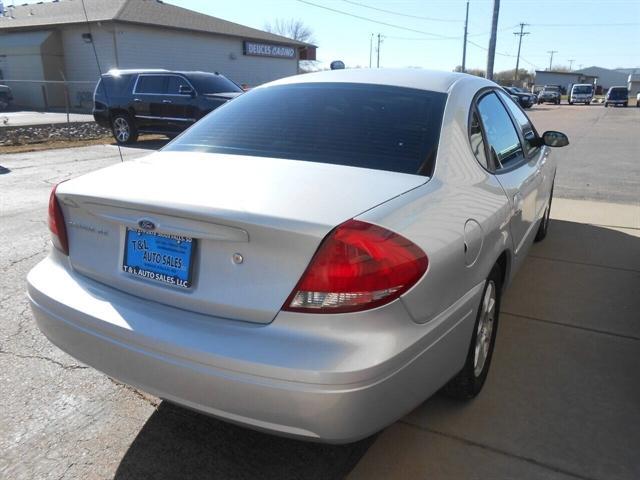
(93, 69), (243, 144)
(568, 84), (594, 105)
(636, 92), (640, 107)
(538, 85), (561, 105)
(29, 69), (568, 444)
(0, 84), (13, 111)
(504, 86), (536, 108)
(604, 86), (629, 107)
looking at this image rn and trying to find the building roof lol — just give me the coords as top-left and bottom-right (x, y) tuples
(535, 70), (597, 77)
(0, 0), (313, 47)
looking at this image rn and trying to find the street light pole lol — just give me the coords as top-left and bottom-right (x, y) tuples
(486, 0), (500, 80)
(369, 33), (373, 68)
(462, 0), (469, 72)
(376, 33), (382, 68)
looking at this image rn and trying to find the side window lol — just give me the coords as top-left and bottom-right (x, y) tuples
(469, 110), (488, 169)
(135, 75), (165, 94)
(496, 90), (540, 157)
(476, 92), (524, 169)
(166, 76), (190, 95)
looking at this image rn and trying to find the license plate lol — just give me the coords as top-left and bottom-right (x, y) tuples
(123, 229), (195, 289)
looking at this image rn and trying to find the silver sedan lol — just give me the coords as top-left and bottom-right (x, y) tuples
(27, 69), (568, 443)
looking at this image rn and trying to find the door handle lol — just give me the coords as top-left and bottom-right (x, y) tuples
(133, 98), (142, 102)
(162, 99), (172, 104)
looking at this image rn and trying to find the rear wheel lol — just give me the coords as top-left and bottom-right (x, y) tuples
(604, 102), (609, 107)
(535, 182), (554, 242)
(443, 265), (502, 400)
(111, 113), (138, 145)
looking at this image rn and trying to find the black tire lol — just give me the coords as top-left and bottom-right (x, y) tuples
(443, 265), (502, 400)
(535, 182), (554, 242)
(568, 101), (573, 105)
(604, 102), (608, 107)
(623, 102), (628, 107)
(111, 113), (138, 145)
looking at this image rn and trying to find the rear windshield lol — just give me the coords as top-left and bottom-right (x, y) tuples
(187, 73), (242, 94)
(609, 88), (628, 99)
(95, 75), (135, 97)
(573, 85), (593, 94)
(164, 83), (447, 176)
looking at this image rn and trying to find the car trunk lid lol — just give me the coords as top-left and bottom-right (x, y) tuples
(56, 152), (426, 323)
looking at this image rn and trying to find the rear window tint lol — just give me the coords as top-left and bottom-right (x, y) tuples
(96, 75), (135, 97)
(165, 83), (447, 175)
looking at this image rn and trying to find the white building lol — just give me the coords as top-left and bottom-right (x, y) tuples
(0, 0), (316, 110)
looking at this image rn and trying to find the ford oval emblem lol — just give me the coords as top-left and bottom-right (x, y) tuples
(138, 219), (155, 231)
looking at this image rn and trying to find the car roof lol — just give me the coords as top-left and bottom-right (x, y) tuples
(263, 68), (493, 93)
(103, 69), (223, 77)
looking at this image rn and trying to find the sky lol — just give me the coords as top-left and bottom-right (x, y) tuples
(167, 0), (640, 72)
(14, 0), (640, 72)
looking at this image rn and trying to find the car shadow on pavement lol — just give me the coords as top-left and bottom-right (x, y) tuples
(117, 136), (171, 151)
(114, 402), (376, 480)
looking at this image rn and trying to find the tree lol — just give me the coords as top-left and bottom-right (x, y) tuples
(264, 18), (315, 44)
(494, 68), (533, 85)
(264, 18), (317, 73)
(454, 65), (486, 77)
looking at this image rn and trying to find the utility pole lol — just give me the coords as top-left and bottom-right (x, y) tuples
(462, 0), (469, 72)
(376, 33), (383, 68)
(547, 50), (557, 71)
(513, 22), (529, 82)
(369, 33), (373, 68)
(486, 0), (500, 80)
(568, 59), (575, 71)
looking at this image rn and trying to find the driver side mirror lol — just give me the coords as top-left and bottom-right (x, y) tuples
(179, 85), (194, 96)
(542, 130), (569, 148)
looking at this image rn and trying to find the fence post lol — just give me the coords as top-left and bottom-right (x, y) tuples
(41, 84), (49, 111)
(64, 84), (70, 139)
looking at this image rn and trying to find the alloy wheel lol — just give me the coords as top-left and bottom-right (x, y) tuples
(114, 117), (130, 143)
(474, 280), (496, 377)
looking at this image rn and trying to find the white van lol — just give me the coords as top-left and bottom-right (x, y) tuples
(569, 84), (594, 105)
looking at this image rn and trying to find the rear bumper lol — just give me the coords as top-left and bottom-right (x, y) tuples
(28, 253), (482, 443)
(92, 109), (111, 128)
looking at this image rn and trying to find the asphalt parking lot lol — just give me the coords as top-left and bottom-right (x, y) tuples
(1, 103), (639, 479)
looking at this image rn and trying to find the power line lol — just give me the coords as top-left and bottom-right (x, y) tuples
(531, 22), (640, 27)
(296, 0), (456, 39)
(384, 24), (518, 42)
(341, 0), (463, 23)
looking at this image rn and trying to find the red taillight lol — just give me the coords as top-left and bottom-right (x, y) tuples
(48, 183), (69, 255)
(283, 219), (428, 314)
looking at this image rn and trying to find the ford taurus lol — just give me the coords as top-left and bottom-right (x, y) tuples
(28, 69), (569, 443)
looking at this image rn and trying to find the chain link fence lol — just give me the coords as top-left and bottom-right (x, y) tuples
(0, 79), (98, 113)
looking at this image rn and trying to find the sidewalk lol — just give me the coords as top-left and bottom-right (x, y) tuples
(349, 198), (640, 480)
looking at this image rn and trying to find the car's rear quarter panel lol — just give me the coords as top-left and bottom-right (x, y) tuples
(357, 76), (512, 326)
